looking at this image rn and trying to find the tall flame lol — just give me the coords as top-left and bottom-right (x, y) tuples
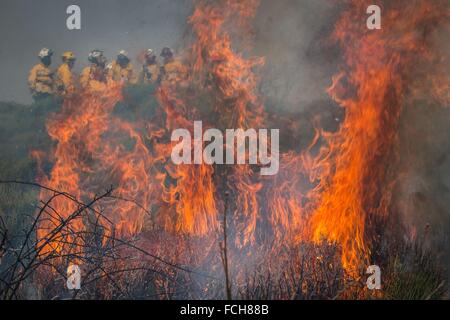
(308, 0), (450, 273)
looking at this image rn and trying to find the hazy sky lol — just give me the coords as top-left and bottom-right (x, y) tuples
(0, 0), (193, 103)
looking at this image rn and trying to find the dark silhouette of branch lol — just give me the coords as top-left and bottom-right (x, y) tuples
(0, 180), (217, 300)
(220, 191), (232, 300)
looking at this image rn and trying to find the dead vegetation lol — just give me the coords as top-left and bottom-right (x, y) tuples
(0, 180), (446, 300)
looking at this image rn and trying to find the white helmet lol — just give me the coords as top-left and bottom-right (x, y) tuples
(118, 50), (129, 58)
(38, 48), (53, 59)
(145, 49), (154, 57)
(88, 49), (104, 63)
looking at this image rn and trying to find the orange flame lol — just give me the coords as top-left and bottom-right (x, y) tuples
(308, 0), (450, 274)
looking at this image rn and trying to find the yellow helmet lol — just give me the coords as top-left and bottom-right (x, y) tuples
(62, 51), (76, 61)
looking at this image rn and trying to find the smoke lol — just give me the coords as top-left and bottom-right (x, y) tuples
(393, 17), (450, 278)
(249, 0), (344, 154)
(253, 0), (339, 112)
(397, 104), (450, 237)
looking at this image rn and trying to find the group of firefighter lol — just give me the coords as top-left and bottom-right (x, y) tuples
(28, 47), (187, 101)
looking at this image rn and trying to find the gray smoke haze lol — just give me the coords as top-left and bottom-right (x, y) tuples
(0, 0), (193, 104)
(253, 0), (338, 112)
(396, 23), (450, 273)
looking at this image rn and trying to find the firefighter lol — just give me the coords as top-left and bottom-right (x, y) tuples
(80, 50), (109, 91)
(160, 47), (187, 86)
(28, 48), (56, 101)
(56, 51), (77, 97)
(110, 50), (137, 84)
(140, 49), (160, 84)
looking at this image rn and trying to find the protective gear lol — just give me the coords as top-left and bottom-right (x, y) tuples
(28, 64), (55, 96)
(29, 49), (56, 98)
(56, 62), (76, 96)
(160, 48), (187, 86)
(110, 61), (137, 84)
(161, 58), (188, 86)
(118, 50), (129, 59)
(141, 49), (160, 84)
(81, 50), (110, 90)
(88, 49), (103, 62)
(88, 49), (107, 67)
(62, 51), (76, 61)
(141, 63), (160, 84)
(145, 49), (155, 59)
(38, 48), (53, 59)
(80, 64), (109, 91)
(145, 49), (157, 65)
(160, 47), (173, 59)
(110, 51), (137, 84)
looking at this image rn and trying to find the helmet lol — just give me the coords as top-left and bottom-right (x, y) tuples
(145, 49), (155, 58)
(117, 50), (129, 59)
(62, 51), (76, 61)
(38, 48), (53, 59)
(160, 47), (173, 58)
(88, 49), (104, 63)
